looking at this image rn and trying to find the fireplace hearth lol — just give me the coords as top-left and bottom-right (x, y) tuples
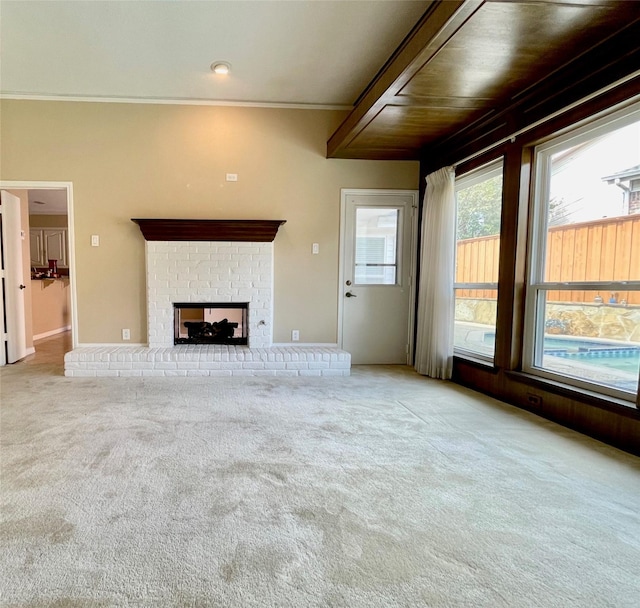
(174, 303), (248, 345)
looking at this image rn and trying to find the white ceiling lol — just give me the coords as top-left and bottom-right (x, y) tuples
(28, 189), (68, 215)
(0, 0), (428, 107)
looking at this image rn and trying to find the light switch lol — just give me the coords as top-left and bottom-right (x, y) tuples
(91, 235), (100, 247)
(312, 243), (319, 254)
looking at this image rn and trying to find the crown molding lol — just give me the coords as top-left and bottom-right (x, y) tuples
(0, 93), (351, 111)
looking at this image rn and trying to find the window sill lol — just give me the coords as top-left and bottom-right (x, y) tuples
(505, 370), (639, 417)
(453, 353), (499, 373)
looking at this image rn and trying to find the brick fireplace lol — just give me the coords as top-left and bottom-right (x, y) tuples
(64, 219), (351, 377)
(146, 239), (273, 349)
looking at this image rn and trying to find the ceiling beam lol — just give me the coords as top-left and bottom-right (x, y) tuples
(327, 0), (484, 159)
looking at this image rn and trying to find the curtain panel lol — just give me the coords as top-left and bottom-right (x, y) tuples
(415, 166), (456, 379)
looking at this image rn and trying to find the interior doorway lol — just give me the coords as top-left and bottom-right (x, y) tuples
(0, 181), (76, 365)
(339, 189), (418, 364)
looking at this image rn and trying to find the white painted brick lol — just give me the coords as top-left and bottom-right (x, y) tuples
(264, 362), (286, 370)
(220, 362), (242, 370)
(285, 362), (309, 370)
(321, 369), (350, 377)
(242, 362), (265, 370)
(155, 362), (178, 369)
(330, 361), (351, 369)
(309, 362), (330, 369)
(109, 362), (132, 370)
(86, 362), (109, 370)
(299, 369), (322, 376)
(132, 362), (154, 369)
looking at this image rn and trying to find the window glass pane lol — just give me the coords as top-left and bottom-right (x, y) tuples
(528, 110), (640, 399)
(543, 119), (640, 282)
(536, 290), (640, 394)
(454, 289), (498, 357)
(454, 162), (503, 360)
(354, 208), (398, 284)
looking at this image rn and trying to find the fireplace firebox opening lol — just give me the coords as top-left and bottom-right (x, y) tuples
(174, 303), (248, 345)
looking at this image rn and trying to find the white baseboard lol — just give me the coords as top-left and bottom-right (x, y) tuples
(271, 342), (339, 347)
(25, 347), (36, 356)
(33, 326), (71, 341)
(76, 342), (147, 348)
(74, 342), (340, 349)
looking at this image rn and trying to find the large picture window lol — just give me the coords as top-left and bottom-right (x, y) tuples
(525, 104), (640, 401)
(454, 160), (503, 361)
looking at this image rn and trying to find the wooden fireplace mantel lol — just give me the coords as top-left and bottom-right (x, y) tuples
(132, 219), (286, 242)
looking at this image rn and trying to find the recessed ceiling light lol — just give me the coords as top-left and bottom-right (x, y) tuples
(211, 62), (231, 75)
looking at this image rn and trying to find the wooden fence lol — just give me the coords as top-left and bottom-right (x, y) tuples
(456, 215), (640, 305)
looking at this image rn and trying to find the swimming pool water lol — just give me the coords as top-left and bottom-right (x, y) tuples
(542, 338), (640, 374)
(479, 332), (640, 375)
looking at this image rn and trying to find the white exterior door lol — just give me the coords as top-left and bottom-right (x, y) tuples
(340, 190), (417, 364)
(0, 190), (28, 363)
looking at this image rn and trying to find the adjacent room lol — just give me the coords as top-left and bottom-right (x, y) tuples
(1, 1), (638, 606)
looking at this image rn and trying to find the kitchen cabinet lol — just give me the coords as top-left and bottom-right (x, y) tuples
(30, 228), (68, 268)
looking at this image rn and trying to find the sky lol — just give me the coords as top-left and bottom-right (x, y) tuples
(549, 120), (640, 224)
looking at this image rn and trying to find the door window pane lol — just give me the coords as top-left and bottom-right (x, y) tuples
(354, 208), (398, 284)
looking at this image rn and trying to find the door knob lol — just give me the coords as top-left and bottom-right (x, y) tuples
(19, 284), (26, 290)
(345, 291), (357, 298)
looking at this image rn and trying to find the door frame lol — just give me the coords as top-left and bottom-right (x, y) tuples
(338, 188), (419, 363)
(0, 181), (78, 349)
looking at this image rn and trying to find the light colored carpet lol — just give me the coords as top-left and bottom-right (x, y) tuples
(1, 335), (639, 607)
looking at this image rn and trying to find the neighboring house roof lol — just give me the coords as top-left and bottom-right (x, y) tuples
(602, 165), (640, 184)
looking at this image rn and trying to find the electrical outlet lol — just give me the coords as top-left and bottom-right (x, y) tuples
(91, 235), (100, 247)
(527, 393), (542, 407)
(122, 328), (131, 341)
(312, 243), (319, 254)
(225, 173), (238, 182)
(291, 330), (300, 341)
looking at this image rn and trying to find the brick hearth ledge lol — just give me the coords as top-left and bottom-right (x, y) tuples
(64, 345), (351, 377)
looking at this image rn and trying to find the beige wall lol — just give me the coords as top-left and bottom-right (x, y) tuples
(0, 100), (418, 344)
(31, 278), (71, 338)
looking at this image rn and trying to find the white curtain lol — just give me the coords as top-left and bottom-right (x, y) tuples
(415, 166), (456, 379)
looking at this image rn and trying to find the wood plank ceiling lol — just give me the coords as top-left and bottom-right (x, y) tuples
(327, 0), (640, 161)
